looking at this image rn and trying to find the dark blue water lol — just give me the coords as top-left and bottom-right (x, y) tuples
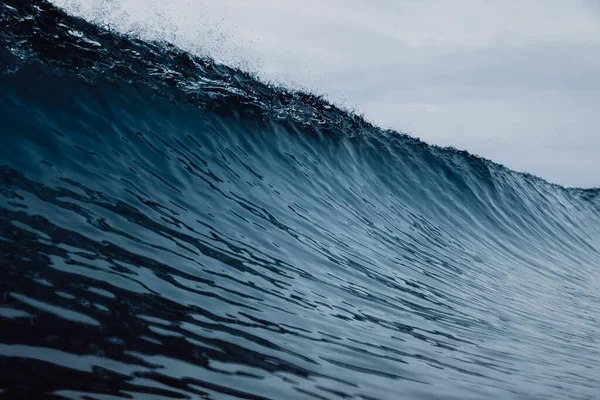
(1, 1), (600, 399)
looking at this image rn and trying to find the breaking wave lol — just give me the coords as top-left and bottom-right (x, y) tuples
(1, 1), (599, 399)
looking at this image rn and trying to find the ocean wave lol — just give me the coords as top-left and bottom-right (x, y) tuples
(1, 1), (600, 399)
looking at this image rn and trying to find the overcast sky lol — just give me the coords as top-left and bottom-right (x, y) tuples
(52, 0), (600, 188)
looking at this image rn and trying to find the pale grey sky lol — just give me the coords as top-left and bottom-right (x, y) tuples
(52, 0), (600, 188)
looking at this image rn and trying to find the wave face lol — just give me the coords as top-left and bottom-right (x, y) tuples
(1, 1), (600, 399)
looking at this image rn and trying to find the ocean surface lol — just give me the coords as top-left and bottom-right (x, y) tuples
(1, 1), (600, 399)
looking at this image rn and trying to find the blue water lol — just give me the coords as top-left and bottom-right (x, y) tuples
(1, 1), (600, 399)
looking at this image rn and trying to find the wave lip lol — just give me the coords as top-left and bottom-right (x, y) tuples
(1, 1), (600, 399)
